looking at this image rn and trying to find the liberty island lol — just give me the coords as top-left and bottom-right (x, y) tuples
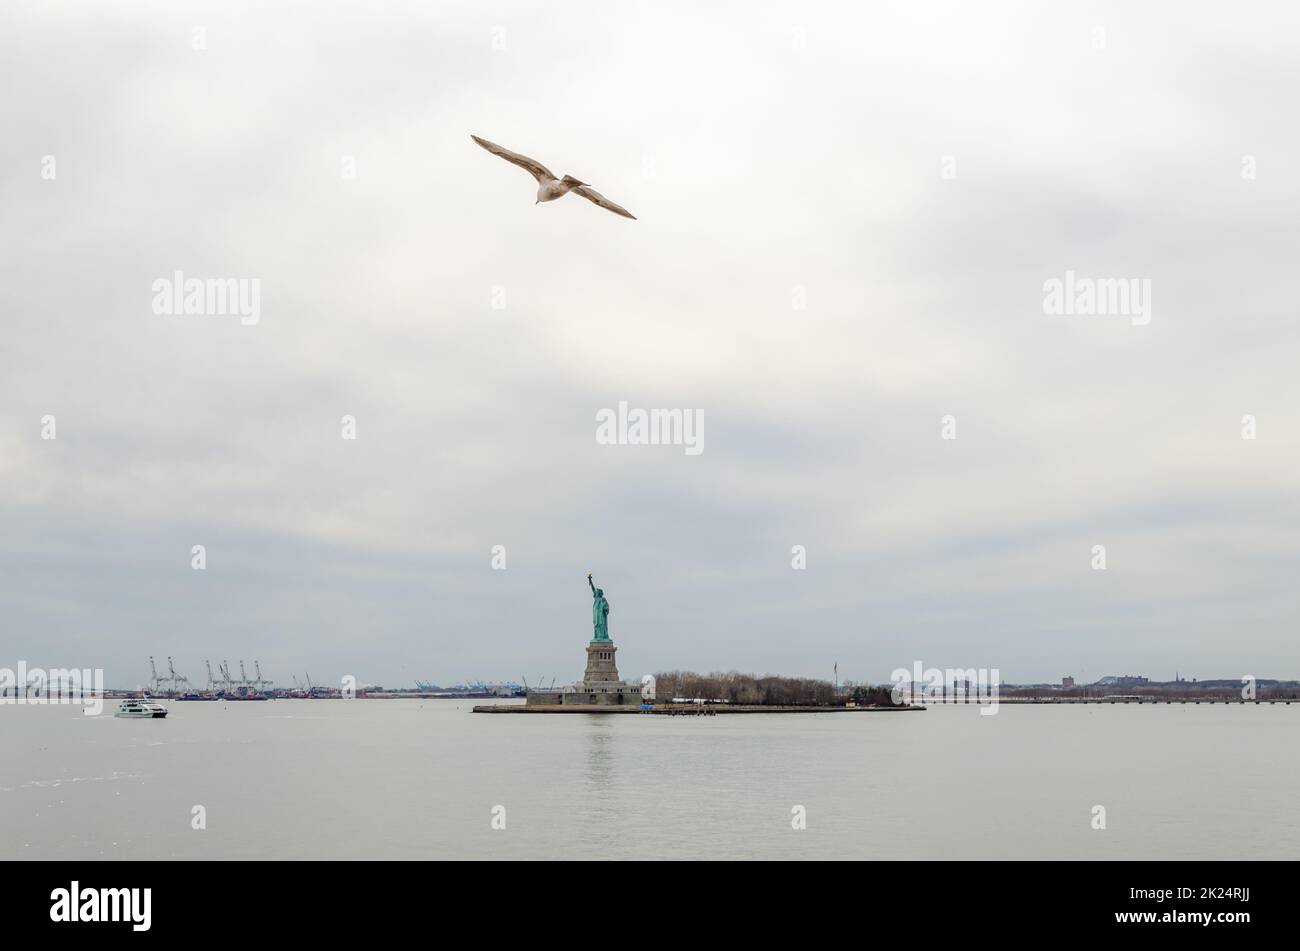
(471, 574), (922, 715)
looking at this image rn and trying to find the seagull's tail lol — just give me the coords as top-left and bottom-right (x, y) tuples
(560, 175), (586, 187)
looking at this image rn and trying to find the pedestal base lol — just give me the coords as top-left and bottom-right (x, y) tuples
(525, 636), (644, 707)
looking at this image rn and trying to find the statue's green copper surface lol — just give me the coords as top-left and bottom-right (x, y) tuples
(587, 573), (610, 642)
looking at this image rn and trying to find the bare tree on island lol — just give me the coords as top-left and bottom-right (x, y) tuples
(653, 670), (899, 707)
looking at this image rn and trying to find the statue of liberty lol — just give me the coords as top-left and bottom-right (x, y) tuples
(587, 573), (610, 642)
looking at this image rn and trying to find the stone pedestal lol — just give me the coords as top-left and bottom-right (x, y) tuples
(584, 641), (620, 683)
(526, 636), (644, 707)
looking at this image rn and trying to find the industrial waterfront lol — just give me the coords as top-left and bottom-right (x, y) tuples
(69, 657), (526, 701)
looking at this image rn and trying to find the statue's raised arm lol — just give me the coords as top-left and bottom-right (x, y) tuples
(587, 572), (596, 596)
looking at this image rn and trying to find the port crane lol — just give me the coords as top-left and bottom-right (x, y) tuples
(167, 656), (191, 695)
(285, 672), (316, 699)
(252, 660), (273, 694)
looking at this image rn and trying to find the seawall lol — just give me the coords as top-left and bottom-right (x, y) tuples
(472, 703), (924, 715)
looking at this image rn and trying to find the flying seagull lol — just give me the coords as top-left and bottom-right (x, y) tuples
(471, 134), (636, 220)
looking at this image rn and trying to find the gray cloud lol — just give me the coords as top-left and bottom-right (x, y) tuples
(3, 0), (1298, 688)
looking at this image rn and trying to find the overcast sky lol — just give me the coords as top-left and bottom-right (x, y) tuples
(2, 0), (1298, 689)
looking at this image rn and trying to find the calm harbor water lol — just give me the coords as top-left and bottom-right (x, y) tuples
(2, 700), (1296, 860)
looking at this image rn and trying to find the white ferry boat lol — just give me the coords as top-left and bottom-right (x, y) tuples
(115, 699), (168, 719)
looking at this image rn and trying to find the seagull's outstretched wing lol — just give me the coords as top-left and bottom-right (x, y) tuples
(471, 135), (556, 184)
(571, 184), (636, 220)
